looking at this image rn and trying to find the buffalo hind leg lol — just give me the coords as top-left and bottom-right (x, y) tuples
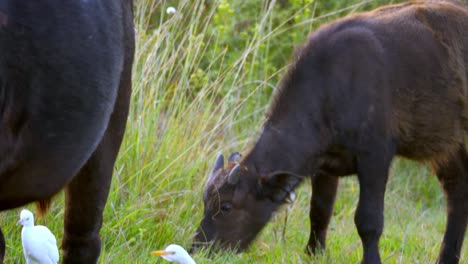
(355, 145), (393, 264)
(435, 146), (468, 264)
(62, 55), (132, 264)
(61, 6), (133, 261)
(62, 107), (129, 263)
(306, 174), (338, 254)
(0, 228), (4, 264)
(62, 144), (118, 263)
(62, 93), (130, 263)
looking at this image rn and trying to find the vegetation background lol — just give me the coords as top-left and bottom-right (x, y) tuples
(1, 0), (467, 263)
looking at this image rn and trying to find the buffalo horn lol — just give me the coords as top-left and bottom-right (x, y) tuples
(228, 152), (241, 163)
(208, 153), (224, 181)
(228, 164), (241, 185)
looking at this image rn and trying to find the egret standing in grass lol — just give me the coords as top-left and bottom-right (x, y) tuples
(17, 209), (59, 264)
(152, 244), (195, 264)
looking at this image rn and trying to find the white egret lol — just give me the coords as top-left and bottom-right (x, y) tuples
(17, 209), (59, 264)
(152, 244), (195, 264)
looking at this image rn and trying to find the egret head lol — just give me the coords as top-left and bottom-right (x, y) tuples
(152, 244), (194, 264)
(17, 209), (34, 227)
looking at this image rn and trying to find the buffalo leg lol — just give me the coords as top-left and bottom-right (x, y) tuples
(0, 228), (4, 264)
(306, 174), (338, 254)
(62, 86), (130, 262)
(355, 147), (393, 264)
(62, 98), (130, 262)
(61, 4), (133, 262)
(435, 146), (468, 264)
(62, 147), (117, 263)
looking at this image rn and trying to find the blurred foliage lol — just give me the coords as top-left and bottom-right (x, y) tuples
(133, 0), (405, 120)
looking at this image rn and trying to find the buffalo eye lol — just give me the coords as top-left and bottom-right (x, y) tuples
(220, 202), (232, 214)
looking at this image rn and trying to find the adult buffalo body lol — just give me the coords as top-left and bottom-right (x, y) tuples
(194, 1), (468, 264)
(0, 1), (134, 263)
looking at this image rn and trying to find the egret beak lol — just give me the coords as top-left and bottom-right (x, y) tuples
(151, 250), (175, 256)
(16, 219), (22, 226)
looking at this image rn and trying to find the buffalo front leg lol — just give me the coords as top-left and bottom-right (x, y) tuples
(306, 174), (338, 254)
(355, 148), (393, 264)
(435, 146), (468, 264)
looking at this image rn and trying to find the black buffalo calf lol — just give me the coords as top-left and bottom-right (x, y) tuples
(194, 1), (468, 264)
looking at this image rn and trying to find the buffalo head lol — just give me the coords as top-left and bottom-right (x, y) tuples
(192, 152), (301, 252)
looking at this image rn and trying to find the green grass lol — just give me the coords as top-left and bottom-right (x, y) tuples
(1, 0), (467, 263)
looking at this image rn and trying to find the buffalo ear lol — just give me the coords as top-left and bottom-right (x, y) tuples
(259, 171), (303, 203)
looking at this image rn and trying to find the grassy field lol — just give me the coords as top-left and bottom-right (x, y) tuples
(1, 0), (467, 263)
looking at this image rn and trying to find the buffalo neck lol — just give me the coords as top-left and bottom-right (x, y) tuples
(242, 120), (325, 179)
